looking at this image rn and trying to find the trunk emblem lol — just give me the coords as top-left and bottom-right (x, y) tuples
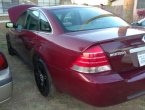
(110, 51), (126, 57)
(142, 35), (145, 42)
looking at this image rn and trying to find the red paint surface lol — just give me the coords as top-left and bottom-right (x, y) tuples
(7, 5), (145, 107)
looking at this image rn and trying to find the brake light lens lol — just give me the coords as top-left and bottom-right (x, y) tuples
(0, 53), (8, 70)
(71, 46), (111, 73)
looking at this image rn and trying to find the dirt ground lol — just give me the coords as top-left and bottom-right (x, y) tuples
(1, 23), (145, 110)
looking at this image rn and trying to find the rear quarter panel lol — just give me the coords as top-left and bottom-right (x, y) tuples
(33, 32), (94, 91)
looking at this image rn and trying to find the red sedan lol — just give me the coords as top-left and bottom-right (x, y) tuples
(6, 4), (145, 107)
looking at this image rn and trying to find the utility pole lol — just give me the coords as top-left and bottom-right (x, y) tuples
(60, 0), (65, 4)
(60, 0), (71, 5)
(123, 0), (135, 23)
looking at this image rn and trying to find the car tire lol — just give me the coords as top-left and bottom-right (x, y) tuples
(34, 56), (54, 97)
(6, 35), (16, 56)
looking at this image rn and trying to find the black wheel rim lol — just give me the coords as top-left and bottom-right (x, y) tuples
(35, 61), (49, 96)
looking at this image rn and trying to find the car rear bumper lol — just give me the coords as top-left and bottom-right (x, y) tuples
(65, 71), (128, 107)
(74, 71), (145, 107)
(51, 67), (145, 107)
(0, 68), (12, 104)
(0, 82), (12, 104)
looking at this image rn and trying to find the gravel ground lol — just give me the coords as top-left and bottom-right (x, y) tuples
(0, 23), (145, 110)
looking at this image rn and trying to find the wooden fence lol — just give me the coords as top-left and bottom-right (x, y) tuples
(103, 5), (124, 19)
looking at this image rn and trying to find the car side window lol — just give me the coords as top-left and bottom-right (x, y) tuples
(39, 12), (52, 32)
(63, 12), (73, 26)
(16, 11), (27, 28)
(142, 21), (145, 26)
(25, 10), (39, 31)
(54, 11), (80, 27)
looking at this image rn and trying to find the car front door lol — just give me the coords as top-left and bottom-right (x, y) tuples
(14, 9), (39, 66)
(9, 11), (27, 52)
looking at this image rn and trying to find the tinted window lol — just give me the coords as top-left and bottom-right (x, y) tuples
(142, 21), (145, 26)
(39, 12), (52, 32)
(16, 11), (27, 28)
(51, 7), (129, 32)
(26, 10), (39, 31)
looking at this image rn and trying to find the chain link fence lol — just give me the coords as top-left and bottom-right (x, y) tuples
(0, 0), (72, 22)
(0, 1), (20, 14)
(0, 0), (72, 14)
(103, 5), (123, 18)
(1, 0), (144, 23)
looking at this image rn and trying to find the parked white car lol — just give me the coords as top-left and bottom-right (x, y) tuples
(132, 18), (145, 27)
(0, 51), (12, 103)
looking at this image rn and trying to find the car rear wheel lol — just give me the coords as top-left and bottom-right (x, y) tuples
(34, 57), (54, 97)
(6, 35), (16, 56)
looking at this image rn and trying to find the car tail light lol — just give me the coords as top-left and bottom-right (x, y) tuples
(0, 53), (8, 70)
(71, 46), (111, 73)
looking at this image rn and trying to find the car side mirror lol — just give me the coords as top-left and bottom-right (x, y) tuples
(6, 22), (23, 32)
(131, 22), (140, 26)
(6, 22), (17, 28)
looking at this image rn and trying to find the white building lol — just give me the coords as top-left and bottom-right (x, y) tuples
(71, 0), (108, 5)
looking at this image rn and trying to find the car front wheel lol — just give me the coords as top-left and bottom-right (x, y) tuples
(6, 35), (16, 56)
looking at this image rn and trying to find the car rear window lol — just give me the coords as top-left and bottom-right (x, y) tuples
(50, 7), (129, 32)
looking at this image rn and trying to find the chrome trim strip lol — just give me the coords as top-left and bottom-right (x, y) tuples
(0, 97), (11, 104)
(0, 82), (12, 104)
(129, 46), (145, 53)
(36, 31), (52, 35)
(127, 90), (145, 100)
(127, 72), (145, 83)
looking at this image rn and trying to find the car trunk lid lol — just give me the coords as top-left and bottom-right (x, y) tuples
(100, 33), (145, 73)
(67, 27), (145, 73)
(8, 4), (37, 23)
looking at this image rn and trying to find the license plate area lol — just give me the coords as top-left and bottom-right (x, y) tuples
(130, 46), (145, 67)
(137, 51), (145, 67)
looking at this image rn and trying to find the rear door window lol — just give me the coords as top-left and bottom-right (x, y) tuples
(39, 12), (52, 32)
(25, 10), (39, 31)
